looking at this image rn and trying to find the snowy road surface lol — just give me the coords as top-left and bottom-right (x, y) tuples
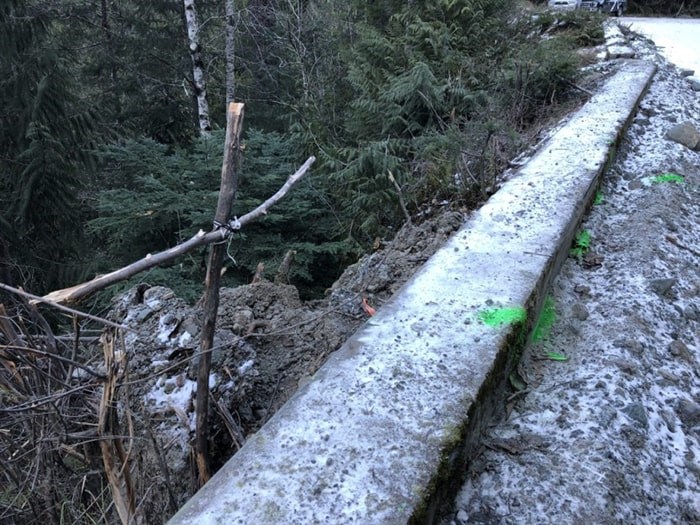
(444, 21), (700, 525)
(623, 17), (700, 74)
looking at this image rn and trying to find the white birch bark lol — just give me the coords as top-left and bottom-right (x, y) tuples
(183, 0), (211, 135)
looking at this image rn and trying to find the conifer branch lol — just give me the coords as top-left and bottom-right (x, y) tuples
(41, 156), (316, 305)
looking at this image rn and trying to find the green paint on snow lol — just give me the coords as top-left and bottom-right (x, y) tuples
(478, 306), (526, 327)
(544, 351), (569, 362)
(593, 191), (604, 205)
(570, 229), (591, 259)
(651, 173), (684, 184)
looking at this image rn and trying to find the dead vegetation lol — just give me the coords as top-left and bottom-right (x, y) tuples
(0, 296), (119, 524)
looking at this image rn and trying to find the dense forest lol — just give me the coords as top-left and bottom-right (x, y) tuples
(0, 0), (609, 307)
(1, 0), (696, 306)
(1, 0), (697, 306)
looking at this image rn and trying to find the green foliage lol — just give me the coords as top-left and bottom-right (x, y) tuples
(232, 0), (352, 134)
(534, 8), (606, 47)
(234, 130), (357, 289)
(89, 137), (220, 258)
(0, 0), (99, 292)
(48, 0), (215, 143)
(325, 4), (482, 240)
(88, 130), (356, 301)
(107, 1), (203, 142)
(318, 0), (584, 242)
(503, 36), (582, 127)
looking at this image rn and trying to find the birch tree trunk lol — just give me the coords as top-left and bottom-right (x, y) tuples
(183, 0), (212, 135)
(225, 0), (236, 103)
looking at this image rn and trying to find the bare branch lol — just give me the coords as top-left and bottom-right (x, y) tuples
(0, 282), (129, 331)
(236, 155), (316, 225)
(40, 155), (316, 305)
(1, 344), (105, 379)
(388, 170), (412, 226)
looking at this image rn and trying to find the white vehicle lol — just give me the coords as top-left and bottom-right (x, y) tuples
(580, 0), (626, 16)
(548, 0), (581, 10)
(548, 0), (625, 16)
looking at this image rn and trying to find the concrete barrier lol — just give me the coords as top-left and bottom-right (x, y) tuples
(168, 59), (656, 525)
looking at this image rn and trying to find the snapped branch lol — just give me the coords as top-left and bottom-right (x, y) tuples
(41, 156), (316, 305)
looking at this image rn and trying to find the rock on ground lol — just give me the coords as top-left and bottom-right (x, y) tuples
(666, 121), (700, 151)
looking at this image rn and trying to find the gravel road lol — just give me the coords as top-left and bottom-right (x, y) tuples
(443, 23), (700, 525)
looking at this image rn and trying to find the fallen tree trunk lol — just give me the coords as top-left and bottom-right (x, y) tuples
(41, 155), (315, 305)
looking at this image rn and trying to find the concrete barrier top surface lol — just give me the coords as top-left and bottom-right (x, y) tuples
(168, 59), (656, 525)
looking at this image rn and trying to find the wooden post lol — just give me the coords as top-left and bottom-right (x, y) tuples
(195, 102), (244, 486)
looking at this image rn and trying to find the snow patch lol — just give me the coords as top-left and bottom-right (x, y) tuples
(237, 359), (254, 375)
(147, 376), (196, 415)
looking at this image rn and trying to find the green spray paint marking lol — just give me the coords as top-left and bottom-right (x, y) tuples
(593, 191), (604, 205)
(532, 296), (556, 342)
(478, 306), (526, 327)
(651, 173), (684, 184)
(544, 351), (569, 361)
(570, 229), (591, 259)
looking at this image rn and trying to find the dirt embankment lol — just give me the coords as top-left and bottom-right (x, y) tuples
(101, 209), (464, 521)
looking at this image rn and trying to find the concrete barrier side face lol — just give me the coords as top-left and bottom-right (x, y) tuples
(409, 319), (530, 524)
(408, 194), (585, 522)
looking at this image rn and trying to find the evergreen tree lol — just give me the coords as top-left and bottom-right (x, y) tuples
(88, 130), (355, 301)
(318, 0), (584, 244)
(79, 0), (202, 143)
(0, 0), (98, 292)
(321, 0), (513, 242)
